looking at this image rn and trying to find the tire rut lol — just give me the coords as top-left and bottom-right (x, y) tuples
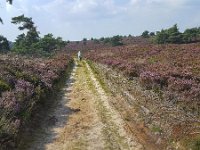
(85, 61), (143, 150)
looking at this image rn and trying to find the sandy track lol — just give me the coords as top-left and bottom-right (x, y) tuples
(85, 61), (143, 150)
(21, 60), (143, 150)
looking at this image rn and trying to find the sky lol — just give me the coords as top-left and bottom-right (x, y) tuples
(0, 0), (200, 41)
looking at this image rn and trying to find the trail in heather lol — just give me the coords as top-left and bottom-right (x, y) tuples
(21, 60), (143, 150)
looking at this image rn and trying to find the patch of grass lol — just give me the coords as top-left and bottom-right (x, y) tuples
(82, 61), (97, 96)
(151, 125), (162, 134)
(69, 137), (88, 150)
(192, 67), (200, 75)
(182, 135), (200, 150)
(0, 79), (10, 94)
(97, 96), (129, 150)
(153, 86), (163, 100)
(148, 56), (159, 64)
(83, 61), (129, 149)
(86, 60), (110, 94)
(193, 139), (200, 150)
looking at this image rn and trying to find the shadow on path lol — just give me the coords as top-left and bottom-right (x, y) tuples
(18, 63), (79, 150)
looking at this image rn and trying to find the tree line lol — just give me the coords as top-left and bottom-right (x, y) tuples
(142, 24), (200, 44)
(83, 35), (123, 46)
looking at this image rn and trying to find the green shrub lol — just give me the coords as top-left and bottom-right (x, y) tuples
(0, 80), (10, 94)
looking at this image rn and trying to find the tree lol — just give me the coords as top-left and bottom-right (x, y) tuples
(33, 34), (65, 53)
(141, 30), (149, 38)
(111, 35), (123, 46)
(100, 37), (104, 41)
(11, 15), (40, 53)
(93, 39), (100, 44)
(149, 32), (155, 36)
(155, 30), (169, 44)
(26, 27), (40, 44)
(103, 37), (111, 44)
(12, 33), (28, 54)
(0, 35), (10, 52)
(11, 15), (36, 31)
(183, 27), (200, 43)
(83, 38), (87, 45)
(35, 34), (56, 52)
(155, 24), (183, 44)
(56, 37), (66, 49)
(167, 24), (182, 43)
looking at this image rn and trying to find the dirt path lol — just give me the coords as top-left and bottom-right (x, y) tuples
(22, 60), (143, 150)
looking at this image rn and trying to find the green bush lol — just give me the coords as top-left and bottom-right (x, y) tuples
(154, 24), (200, 44)
(0, 80), (10, 94)
(0, 35), (10, 52)
(110, 35), (123, 46)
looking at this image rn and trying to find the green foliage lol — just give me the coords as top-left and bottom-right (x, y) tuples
(93, 35), (123, 46)
(83, 38), (87, 42)
(11, 15), (35, 31)
(11, 15), (40, 43)
(100, 37), (105, 41)
(103, 37), (111, 44)
(0, 80), (10, 94)
(167, 24), (182, 43)
(11, 15), (66, 56)
(182, 27), (200, 43)
(193, 140), (200, 150)
(155, 30), (169, 44)
(83, 38), (87, 45)
(110, 35), (123, 46)
(0, 35), (10, 52)
(10, 69), (40, 86)
(184, 136), (200, 150)
(149, 32), (155, 36)
(56, 37), (66, 49)
(148, 56), (159, 64)
(93, 39), (100, 44)
(154, 24), (200, 44)
(11, 15), (40, 54)
(26, 28), (40, 43)
(36, 34), (56, 52)
(151, 125), (162, 133)
(141, 30), (150, 38)
(34, 34), (65, 52)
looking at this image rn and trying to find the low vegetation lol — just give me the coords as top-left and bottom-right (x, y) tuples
(86, 43), (200, 149)
(1, 3), (200, 148)
(86, 43), (200, 113)
(142, 24), (200, 44)
(0, 52), (73, 148)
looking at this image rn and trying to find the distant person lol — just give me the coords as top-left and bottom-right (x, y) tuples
(78, 51), (82, 61)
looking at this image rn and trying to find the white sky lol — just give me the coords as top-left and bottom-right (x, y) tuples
(0, 0), (200, 41)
